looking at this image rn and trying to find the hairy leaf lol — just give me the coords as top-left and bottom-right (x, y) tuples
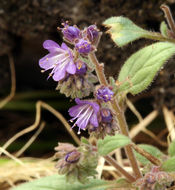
(103, 16), (150, 47)
(12, 174), (131, 190)
(97, 134), (131, 156)
(118, 42), (175, 95)
(168, 140), (175, 157)
(161, 157), (175, 172)
(134, 144), (164, 166)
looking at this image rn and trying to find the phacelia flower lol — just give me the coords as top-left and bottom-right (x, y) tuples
(62, 24), (80, 42)
(86, 25), (99, 43)
(39, 40), (76, 81)
(75, 60), (87, 75)
(69, 98), (100, 134)
(96, 86), (114, 102)
(75, 39), (91, 54)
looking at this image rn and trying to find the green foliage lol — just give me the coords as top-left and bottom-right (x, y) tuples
(118, 42), (175, 95)
(168, 140), (175, 157)
(97, 134), (131, 156)
(103, 16), (150, 47)
(134, 144), (164, 166)
(11, 175), (131, 190)
(161, 157), (175, 172)
(160, 21), (169, 37)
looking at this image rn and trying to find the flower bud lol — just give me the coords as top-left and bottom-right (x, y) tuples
(65, 150), (81, 164)
(86, 25), (99, 43)
(76, 60), (87, 75)
(96, 86), (114, 102)
(75, 39), (91, 54)
(101, 108), (112, 123)
(62, 25), (80, 42)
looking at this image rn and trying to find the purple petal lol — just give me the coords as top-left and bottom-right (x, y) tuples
(88, 102), (100, 113)
(61, 43), (69, 50)
(90, 112), (99, 127)
(68, 105), (83, 117)
(75, 98), (85, 105)
(75, 108), (93, 130)
(66, 61), (76, 74)
(52, 63), (67, 81)
(43, 40), (61, 53)
(39, 52), (65, 70)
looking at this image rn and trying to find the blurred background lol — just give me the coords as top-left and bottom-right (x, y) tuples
(0, 0), (175, 157)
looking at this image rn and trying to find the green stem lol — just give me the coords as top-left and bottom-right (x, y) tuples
(104, 155), (136, 182)
(88, 52), (142, 179)
(144, 31), (175, 43)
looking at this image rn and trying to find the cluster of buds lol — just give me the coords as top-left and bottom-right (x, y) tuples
(135, 166), (173, 190)
(54, 141), (98, 183)
(39, 23), (100, 98)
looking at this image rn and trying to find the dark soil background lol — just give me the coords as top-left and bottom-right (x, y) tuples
(0, 0), (175, 156)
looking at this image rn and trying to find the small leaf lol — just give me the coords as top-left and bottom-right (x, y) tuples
(168, 140), (175, 157)
(11, 174), (122, 190)
(118, 42), (175, 95)
(161, 157), (175, 172)
(160, 21), (169, 37)
(134, 144), (164, 166)
(97, 134), (131, 156)
(81, 137), (89, 145)
(103, 16), (150, 47)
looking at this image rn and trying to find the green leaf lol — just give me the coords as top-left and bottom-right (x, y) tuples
(134, 144), (164, 166)
(118, 42), (175, 95)
(168, 140), (175, 157)
(160, 21), (169, 37)
(97, 134), (131, 156)
(11, 174), (127, 190)
(161, 157), (175, 172)
(103, 16), (150, 47)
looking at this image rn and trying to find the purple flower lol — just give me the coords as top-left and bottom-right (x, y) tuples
(86, 25), (99, 42)
(69, 98), (100, 134)
(75, 60), (87, 75)
(75, 39), (91, 54)
(62, 24), (80, 42)
(96, 86), (114, 102)
(39, 40), (76, 81)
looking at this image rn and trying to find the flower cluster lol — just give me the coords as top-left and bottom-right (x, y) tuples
(135, 166), (173, 190)
(54, 141), (98, 183)
(39, 23), (118, 137)
(39, 23), (100, 98)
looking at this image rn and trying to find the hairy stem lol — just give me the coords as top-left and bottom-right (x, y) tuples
(88, 52), (142, 179)
(160, 4), (175, 35)
(144, 32), (175, 43)
(131, 143), (162, 166)
(104, 155), (136, 182)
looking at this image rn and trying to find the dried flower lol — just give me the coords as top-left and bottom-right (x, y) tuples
(69, 98), (100, 134)
(39, 40), (76, 81)
(96, 86), (114, 102)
